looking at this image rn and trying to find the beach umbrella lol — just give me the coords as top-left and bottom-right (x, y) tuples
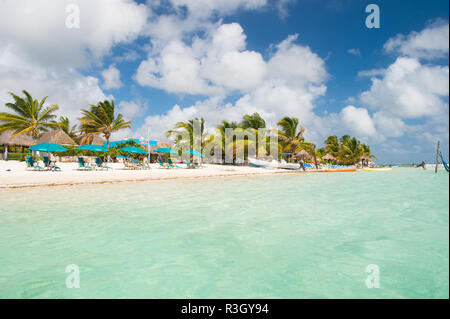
(76, 145), (107, 152)
(184, 150), (204, 157)
(154, 147), (178, 154)
(118, 146), (147, 154)
(30, 143), (67, 153)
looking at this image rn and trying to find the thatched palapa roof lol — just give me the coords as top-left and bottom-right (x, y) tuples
(0, 130), (36, 147)
(360, 155), (373, 162)
(293, 149), (312, 160)
(37, 129), (76, 146)
(79, 134), (105, 146)
(322, 153), (336, 161)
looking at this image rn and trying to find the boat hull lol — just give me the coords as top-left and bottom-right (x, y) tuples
(325, 168), (356, 172)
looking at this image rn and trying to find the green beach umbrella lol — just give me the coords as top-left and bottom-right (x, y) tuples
(30, 143), (67, 153)
(184, 150), (204, 157)
(154, 148), (178, 154)
(76, 145), (107, 152)
(119, 146), (147, 154)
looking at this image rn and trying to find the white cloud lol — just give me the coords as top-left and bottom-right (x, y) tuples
(118, 100), (147, 120)
(0, 0), (150, 69)
(135, 28), (328, 141)
(384, 21), (449, 59)
(101, 65), (123, 90)
(0, 45), (109, 120)
(168, 0), (267, 18)
(339, 105), (376, 138)
(347, 48), (361, 56)
(360, 57), (449, 119)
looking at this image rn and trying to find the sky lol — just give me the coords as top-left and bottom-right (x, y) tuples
(0, 0), (448, 163)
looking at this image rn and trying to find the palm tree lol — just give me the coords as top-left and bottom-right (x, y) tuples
(216, 120), (239, 163)
(277, 117), (306, 162)
(79, 100), (131, 149)
(0, 90), (59, 138)
(58, 116), (78, 142)
(166, 118), (214, 155)
(240, 112), (266, 159)
(341, 137), (363, 164)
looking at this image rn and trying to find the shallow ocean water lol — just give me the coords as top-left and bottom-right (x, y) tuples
(0, 168), (448, 298)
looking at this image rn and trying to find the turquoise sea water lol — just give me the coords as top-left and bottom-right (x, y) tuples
(0, 168), (448, 298)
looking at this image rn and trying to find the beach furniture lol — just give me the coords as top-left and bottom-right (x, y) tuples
(185, 160), (195, 169)
(193, 161), (202, 168)
(158, 159), (168, 168)
(132, 158), (144, 169)
(26, 156), (43, 171)
(43, 156), (61, 171)
(168, 158), (181, 168)
(77, 157), (94, 170)
(95, 157), (112, 170)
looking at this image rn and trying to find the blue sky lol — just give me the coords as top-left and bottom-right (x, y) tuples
(0, 0), (448, 163)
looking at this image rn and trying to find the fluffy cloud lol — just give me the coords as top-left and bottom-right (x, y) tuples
(135, 27), (328, 140)
(136, 23), (267, 95)
(118, 100), (147, 120)
(384, 21), (449, 60)
(168, 0), (267, 18)
(0, 0), (150, 69)
(101, 65), (123, 90)
(347, 48), (361, 56)
(360, 57), (449, 119)
(339, 106), (376, 138)
(0, 45), (109, 120)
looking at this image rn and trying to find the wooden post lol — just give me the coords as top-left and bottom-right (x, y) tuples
(435, 140), (440, 173)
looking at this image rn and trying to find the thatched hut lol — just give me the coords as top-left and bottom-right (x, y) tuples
(0, 130), (36, 159)
(293, 149), (313, 161)
(37, 129), (77, 146)
(360, 155), (373, 166)
(322, 153), (336, 162)
(0, 130), (36, 147)
(79, 134), (105, 146)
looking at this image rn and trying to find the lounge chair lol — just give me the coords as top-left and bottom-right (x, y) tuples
(77, 157), (94, 170)
(193, 161), (203, 168)
(43, 156), (61, 171)
(168, 158), (181, 168)
(26, 156), (43, 171)
(132, 158), (144, 170)
(157, 159), (168, 168)
(185, 160), (194, 169)
(95, 157), (112, 170)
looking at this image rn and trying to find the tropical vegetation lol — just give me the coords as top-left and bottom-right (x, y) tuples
(0, 90), (376, 165)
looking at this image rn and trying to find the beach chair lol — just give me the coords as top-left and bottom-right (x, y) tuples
(43, 156), (61, 171)
(77, 157), (94, 170)
(157, 159), (167, 168)
(193, 161), (202, 168)
(26, 156), (43, 171)
(95, 157), (112, 170)
(168, 158), (181, 168)
(132, 158), (144, 170)
(185, 160), (194, 169)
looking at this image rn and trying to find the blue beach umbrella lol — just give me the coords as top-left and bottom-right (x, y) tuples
(30, 143), (67, 152)
(76, 145), (107, 152)
(154, 148), (178, 154)
(184, 150), (204, 157)
(119, 146), (147, 154)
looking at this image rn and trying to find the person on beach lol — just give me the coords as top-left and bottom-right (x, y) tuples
(299, 159), (306, 171)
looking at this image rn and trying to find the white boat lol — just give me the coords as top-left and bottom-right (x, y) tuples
(248, 158), (301, 170)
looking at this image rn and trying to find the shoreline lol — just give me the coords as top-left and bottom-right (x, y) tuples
(0, 160), (326, 189)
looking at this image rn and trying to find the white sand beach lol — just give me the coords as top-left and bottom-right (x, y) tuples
(0, 160), (305, 188)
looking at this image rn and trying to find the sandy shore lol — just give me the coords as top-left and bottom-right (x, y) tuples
(0, 160), (308, 188)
